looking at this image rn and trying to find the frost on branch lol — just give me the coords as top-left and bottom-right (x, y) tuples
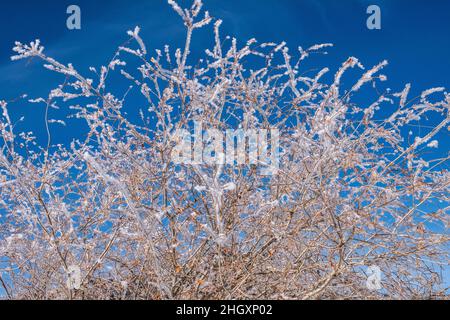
(11, 40), (44, 61)
(0, 0), (449, 300)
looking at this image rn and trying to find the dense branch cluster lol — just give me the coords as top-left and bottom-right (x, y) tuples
(0, 0), (449, 299)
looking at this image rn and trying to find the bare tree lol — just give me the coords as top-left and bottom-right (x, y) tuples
(0, 0), (448, 300)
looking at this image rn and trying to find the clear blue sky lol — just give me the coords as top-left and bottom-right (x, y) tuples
(0, 0), (449, 153)
(0, 0), (449, 293)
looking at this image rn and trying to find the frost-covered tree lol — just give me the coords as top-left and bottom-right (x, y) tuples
(0, 0), (449, 300)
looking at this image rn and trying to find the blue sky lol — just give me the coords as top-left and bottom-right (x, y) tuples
(0, 0), (449, 152)
(0, 0), (449, 293)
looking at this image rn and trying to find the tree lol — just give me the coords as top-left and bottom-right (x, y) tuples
(0, 0), (448, 299)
